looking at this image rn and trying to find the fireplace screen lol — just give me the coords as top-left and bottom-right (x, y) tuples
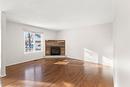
(51, 46), (61, 55)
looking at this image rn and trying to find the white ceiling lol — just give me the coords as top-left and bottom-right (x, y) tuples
(1, 0), (113, 30)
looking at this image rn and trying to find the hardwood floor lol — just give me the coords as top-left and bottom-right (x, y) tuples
(0, 58), (113, 87)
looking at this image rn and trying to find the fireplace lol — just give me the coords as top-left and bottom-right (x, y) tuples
(45, 40), (65, 56)
(51, 46), (61, 55)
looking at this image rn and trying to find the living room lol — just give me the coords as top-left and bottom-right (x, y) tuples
(0, 0), (130, 87)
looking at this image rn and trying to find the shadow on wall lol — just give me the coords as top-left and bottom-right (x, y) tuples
(84, 48), (113, 67)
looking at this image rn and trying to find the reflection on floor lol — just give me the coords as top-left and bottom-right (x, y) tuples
(0, 58), (113, 87)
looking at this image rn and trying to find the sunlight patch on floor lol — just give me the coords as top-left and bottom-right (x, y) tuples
(54, 60), (69, 65)
(63, 81), (74, 87)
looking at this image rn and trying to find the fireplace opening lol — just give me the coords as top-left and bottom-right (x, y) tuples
(51, 46), (61, 55)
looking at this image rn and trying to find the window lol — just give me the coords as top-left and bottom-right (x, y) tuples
(24, 32), (43, 53)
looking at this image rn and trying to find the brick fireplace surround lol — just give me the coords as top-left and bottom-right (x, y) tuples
(45, 40), (65, 56)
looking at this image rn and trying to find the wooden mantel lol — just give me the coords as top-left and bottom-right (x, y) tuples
(45, 40), (65, 56)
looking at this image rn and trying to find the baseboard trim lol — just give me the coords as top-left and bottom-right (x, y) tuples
(6, 57), (44, 67)
(44, 56), (67, 58)
(67, 56), (113, 67)
(0, 73), (6, 78)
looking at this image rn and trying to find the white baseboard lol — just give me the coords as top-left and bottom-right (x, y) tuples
(67, 56), (113, 67)
(0, 73), (6, 78)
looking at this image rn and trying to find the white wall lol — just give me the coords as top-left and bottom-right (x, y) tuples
(113, 0), (130, 87)
(6, 21), (57, 66)
(57, 23), (113, 66)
